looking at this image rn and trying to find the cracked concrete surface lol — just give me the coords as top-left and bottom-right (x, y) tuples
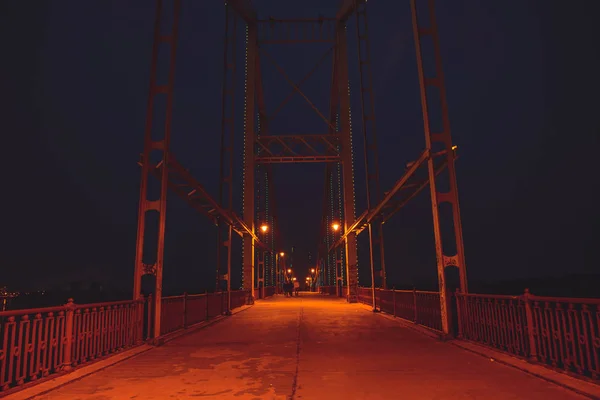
(32, 293), (588, 400)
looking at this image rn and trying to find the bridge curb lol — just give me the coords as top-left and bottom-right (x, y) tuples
(356, 303), (442, 340)
(357, 303), (600, 399)
(2, 344), (154, 400)
(448, 340), (600, 400)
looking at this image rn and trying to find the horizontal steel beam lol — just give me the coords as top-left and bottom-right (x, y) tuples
(257, 18), (337, 44)
(329, 149), (429, 251)
(366, 150), (430, 223)
(256, 134), (341, 163)
(140, 152), (270, 252)
(328, 147), (460, 249)
(381, 156), (455, 225)
(256, 156), (341, 164)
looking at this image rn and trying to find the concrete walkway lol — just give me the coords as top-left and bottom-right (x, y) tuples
(33, 294), (587, 400)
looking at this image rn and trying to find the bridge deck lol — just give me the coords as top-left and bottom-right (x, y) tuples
(33, 294), (584, 400)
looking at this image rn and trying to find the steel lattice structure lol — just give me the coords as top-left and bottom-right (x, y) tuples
(325, 0), (469, 336)
(132, 0), (468, 338)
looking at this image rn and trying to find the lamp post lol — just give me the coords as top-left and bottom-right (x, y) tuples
(257, 224), (268, 299)
(310, 268), (316, 292)
(331, 222), (342, 297)
(276, 252), (285, 294)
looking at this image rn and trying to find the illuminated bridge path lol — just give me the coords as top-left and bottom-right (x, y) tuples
(21, 294), (587, 400)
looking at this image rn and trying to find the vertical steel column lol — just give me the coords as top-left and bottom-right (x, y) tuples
(410, 0), (468, 336)
(225, 224), (232, 314)
(257, 251), (265, 298)
(254, 164), (263, 293)
(218, 3), (237, 294)
(335, 24), (358, 303)
(275, 253), (280, 294)
(254, 49), (269, 262)
(242, 23), (258, 299)
(133, 0), (181, 341)
(354, 1), (386, 290)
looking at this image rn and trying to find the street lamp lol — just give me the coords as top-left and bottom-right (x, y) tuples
(331, 222), (340, 232)
(276, 252), (286, 294)
(259, 224), (268, 233)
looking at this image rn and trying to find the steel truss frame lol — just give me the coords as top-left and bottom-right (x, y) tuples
(328, 0), (468, 336)
(133, 0), (270, 339)
(228, 0), (381, 303)
(313, 0), (386, 302)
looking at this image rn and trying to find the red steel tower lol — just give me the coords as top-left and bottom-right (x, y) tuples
(132, 0), (468, 337)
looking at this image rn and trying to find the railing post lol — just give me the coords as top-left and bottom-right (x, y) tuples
(523, 288), (538, 361)
(412, 288), (418, 323)
(392, 286), (396, 317)
(62, 298), (75, 371)
(206, 292), (210, 320)
(182, 292), (188, 328)
(221, 291), (224, 315)
(455, 288), (463, 339)
(146, 294), (153, 342)
(136, 297), (144, 344)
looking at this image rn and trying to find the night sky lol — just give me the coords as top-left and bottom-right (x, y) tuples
(1, 1), (598, 294)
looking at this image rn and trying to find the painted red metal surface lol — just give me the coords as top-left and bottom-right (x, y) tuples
(357, 287), (442, 332)
(318, 285), (342, 297)
(0, 299), (143, 393)
(0, 290), (260, 394)
(456, 291), (600, 380)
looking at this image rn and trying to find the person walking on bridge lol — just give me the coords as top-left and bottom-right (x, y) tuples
(293, 279), (300, 297)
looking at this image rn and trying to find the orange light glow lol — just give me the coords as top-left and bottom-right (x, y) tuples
(331, 222), (340, 232)
(260, 224), (268, 233)
(287, 269), (292, 274)
(292, 277), (297, 281)
(279, 252), (285, 257)
(310, 268), (315, 273)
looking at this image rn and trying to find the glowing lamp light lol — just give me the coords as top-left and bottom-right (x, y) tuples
(310, 268), (315, 273)
(259, 224), (268, 233)
(331, 222), (340, 232)
(451, 145), (458, 150)
(279, 252), (285, 257)
(287, 269), (292, 274)
(292, 277), (297, 281)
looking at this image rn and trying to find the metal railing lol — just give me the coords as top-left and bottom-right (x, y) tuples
(253, 286), (277, 300)
(0, 290), (251, 393)
(2, 286), (598, 391)
(456, 290), (600, 381)
(157, 292), (228, 336)
(0, 298), (143, 392)
(264, 286), (276, 298)
(357, 287), (442, 332)
(318, 285), (335, 295)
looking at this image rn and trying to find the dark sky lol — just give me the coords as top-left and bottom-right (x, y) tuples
(1, 0), (598, 294)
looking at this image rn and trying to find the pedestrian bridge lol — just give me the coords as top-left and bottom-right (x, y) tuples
(4, 293), (598, 400)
